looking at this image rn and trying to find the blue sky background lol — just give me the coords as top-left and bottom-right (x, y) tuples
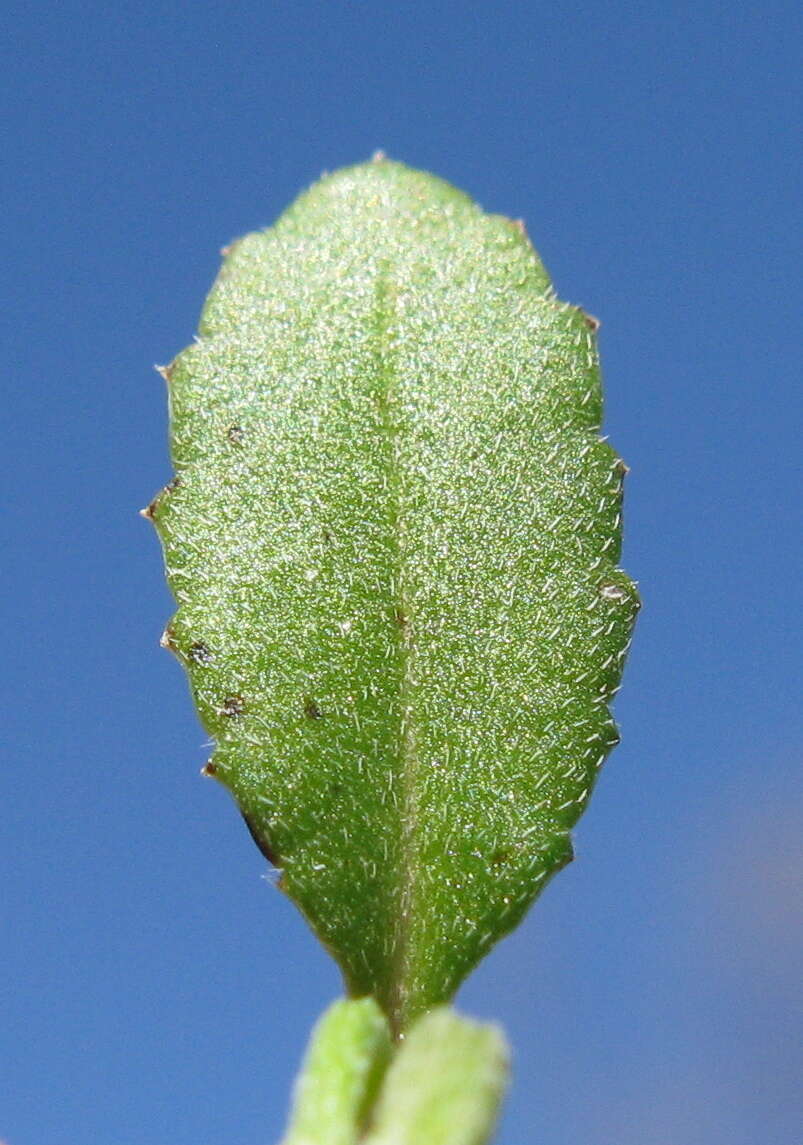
(2, 3), (801, 1143)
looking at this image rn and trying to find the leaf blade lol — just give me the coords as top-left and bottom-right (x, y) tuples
(152, 159), (638, 1030)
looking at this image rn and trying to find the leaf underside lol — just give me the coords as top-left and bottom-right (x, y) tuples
(150, 158), (638, 1033)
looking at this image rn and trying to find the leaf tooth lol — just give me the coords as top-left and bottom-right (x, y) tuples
(159, 623), (177, 652)
(139, 475), (182, 523)
(154, 362), (174, 383)
(577, 307), (601, 331)
(508, 216), (528, 238)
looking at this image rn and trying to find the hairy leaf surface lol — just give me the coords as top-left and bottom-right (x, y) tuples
(150, 159), (638, 1032)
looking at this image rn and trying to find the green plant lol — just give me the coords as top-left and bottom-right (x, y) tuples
(146, 156), (637, 1143)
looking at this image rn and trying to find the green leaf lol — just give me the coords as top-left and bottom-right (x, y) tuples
(149, 157), (638, 1032)
(361, 1008), (508, 1145)
(280, 998), (391, 1145)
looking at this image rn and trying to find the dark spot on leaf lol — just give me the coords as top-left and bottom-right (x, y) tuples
(491, 848), (512, 867)
(394, 607), (408, 628)
(221, 694), (245, 718)
(188, 640), (213, 665)
(240, 810), (281, 867)
(304, 695), (323, 719)
(227, 424), (244, 445)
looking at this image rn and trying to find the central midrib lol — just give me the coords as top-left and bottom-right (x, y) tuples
(373, 259), (420, 1037)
